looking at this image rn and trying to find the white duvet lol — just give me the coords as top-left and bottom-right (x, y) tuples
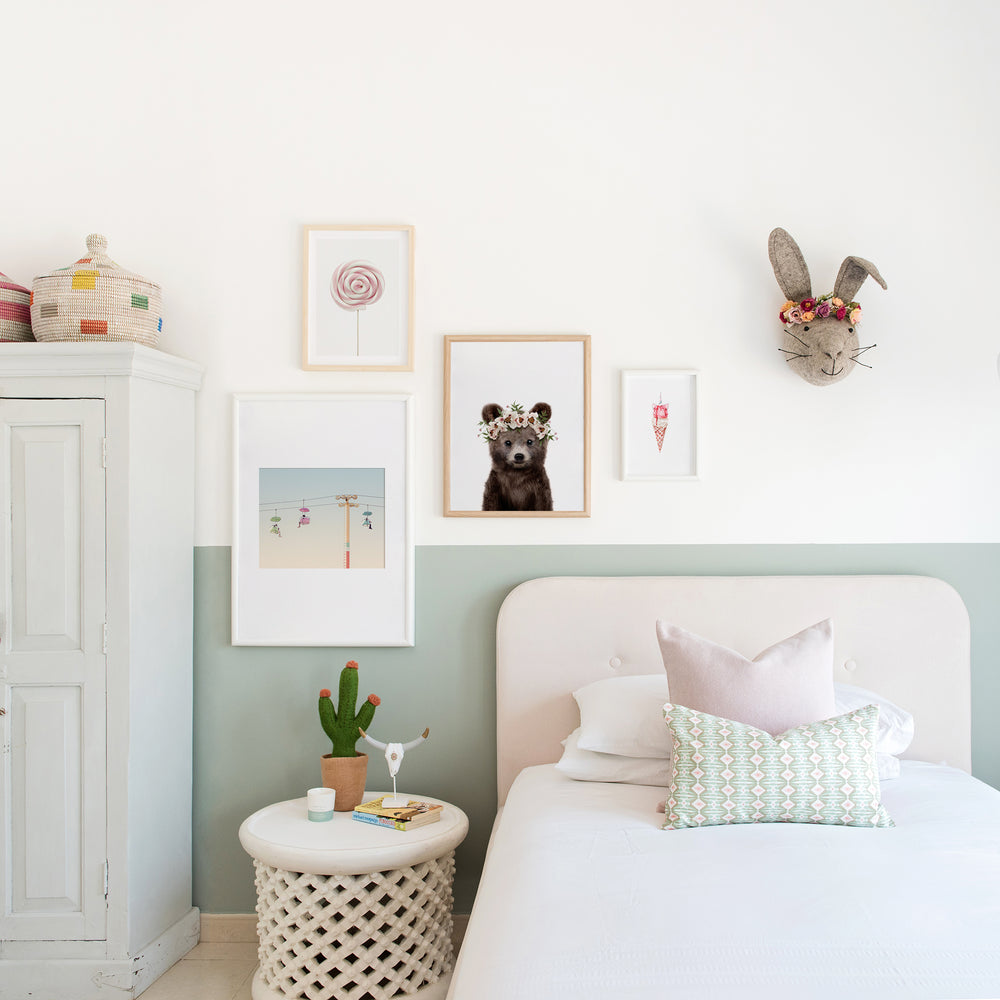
(448, 762), (1000, 1000)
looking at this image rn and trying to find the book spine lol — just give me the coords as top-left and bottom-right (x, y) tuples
(352, 811), (409, 831)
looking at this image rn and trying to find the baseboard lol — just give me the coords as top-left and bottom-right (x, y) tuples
(199, 911), (471, 950)
(133, 907), (201, 995)
(451, 913), (469, 952)
(0, 907), (200, 1000)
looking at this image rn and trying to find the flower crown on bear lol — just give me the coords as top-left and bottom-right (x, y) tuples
(779, 293), (862, 327)
(478, 401), (557, 442)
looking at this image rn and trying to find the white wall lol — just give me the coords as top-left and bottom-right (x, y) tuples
(4, 0), (998, 545)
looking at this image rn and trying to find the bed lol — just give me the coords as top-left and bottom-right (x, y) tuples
(447, 576), (1000, 1000)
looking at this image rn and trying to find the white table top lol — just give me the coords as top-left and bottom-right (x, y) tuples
(238, 792), (469, 875)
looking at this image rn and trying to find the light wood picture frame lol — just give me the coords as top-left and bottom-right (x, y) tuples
(620, 369), (699, 480)
(302, 225), (414, 371)
(444, 334), (591, 517)
(232, 393), (415, 645)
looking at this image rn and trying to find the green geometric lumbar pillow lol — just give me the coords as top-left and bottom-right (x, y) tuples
(662, 703), (893, 830)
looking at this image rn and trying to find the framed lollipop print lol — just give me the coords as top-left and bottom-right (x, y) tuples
(302, 225), (414, 370)
(621, 369), (699, 480)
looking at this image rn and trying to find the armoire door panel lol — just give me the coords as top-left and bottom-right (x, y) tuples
(11, 685), (82, 910)
(0, 398), (107, 943)
(11, 427), (83, 651)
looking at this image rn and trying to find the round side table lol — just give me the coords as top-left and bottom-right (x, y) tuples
(239, 793), (469, 1000)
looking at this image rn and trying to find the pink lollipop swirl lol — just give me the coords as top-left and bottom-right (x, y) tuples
(331, 260), (385, 312)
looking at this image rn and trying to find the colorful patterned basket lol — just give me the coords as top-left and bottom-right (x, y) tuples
(0, 271), (34, 342)
(30, 233), (162, 346)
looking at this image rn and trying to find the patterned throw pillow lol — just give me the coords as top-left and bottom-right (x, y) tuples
(662, 703), (893, 830)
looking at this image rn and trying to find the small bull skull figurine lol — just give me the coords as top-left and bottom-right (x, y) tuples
(359, 727), (430, 807)
(769, 227), (887, 386)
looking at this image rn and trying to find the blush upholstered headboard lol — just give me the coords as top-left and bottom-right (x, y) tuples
(495, 576), (971, 804)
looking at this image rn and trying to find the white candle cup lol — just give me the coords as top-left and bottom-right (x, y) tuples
(307, 787), (336, 821)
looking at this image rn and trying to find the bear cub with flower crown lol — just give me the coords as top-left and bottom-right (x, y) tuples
(479, 401), (554, 511)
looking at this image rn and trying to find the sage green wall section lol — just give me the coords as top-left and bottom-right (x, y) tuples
(193, 544), (1000, 915)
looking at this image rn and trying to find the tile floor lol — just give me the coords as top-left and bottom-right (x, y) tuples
(140, 941), (257, 1000)
(140, 917), (467, 999)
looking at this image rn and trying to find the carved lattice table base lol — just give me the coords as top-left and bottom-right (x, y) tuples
(252, 854), (455, 1000)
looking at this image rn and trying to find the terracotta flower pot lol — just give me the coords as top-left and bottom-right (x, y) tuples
(320, 752), (368, 811)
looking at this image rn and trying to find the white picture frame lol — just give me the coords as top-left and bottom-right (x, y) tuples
(444, 334), (591, 517)
(621, 369), (699, 480)
(232, 394), (414, 646)
(302, 225), (414, 371)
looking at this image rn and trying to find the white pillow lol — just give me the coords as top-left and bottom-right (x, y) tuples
(574, 674), (672, 758)
(572, 673), (912, 764)
(876, 753), (901, 780)
(556, 729), (670, 785)
(834, 682), (914, 755)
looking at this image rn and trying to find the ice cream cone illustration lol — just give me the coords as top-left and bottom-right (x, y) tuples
(652, 395), (669, 452)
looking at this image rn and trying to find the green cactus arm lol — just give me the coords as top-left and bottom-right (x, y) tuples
(318, 693), (338, 743)
(338, 662), (359, 716)
(355, 695), (379, 735)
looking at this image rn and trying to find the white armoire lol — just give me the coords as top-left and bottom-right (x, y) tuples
(0, 343), (203, 998)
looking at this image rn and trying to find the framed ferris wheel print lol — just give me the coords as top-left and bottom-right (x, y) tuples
(302, 225), (414, 371)
(232, 393), (414, 646)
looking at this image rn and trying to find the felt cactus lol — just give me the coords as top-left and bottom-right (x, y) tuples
(318, 660), (381, 757)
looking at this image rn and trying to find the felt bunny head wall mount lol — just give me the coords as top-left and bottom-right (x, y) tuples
(768, 228), (887, 386)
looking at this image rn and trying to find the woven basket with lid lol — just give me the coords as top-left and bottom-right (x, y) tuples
(30, 233), (162, 346)
(0, 271), (33, 342)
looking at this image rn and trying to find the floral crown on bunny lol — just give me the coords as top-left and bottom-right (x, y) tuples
(478, 402), (557, 442)
(779, 293), (862, 327)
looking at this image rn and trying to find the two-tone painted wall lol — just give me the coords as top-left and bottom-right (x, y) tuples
(3, 1), (999, 913)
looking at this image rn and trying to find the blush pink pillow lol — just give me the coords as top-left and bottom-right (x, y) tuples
(655, 619), (836, 736)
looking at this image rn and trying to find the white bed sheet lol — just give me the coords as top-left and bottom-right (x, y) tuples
(448, 763), (1000, 1000)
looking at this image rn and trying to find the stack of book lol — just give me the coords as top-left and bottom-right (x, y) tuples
(352, 796), (443, 832)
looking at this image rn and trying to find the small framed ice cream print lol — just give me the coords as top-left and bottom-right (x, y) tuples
(621, 370), (699, 480)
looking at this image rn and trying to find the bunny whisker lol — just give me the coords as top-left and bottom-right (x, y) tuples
(785, 331), (811, 350)
(851, 343), (876, 357)
(849, 356), (873, 369)
(778, 349), (812, 360)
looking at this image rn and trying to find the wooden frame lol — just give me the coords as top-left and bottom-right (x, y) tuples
(232, 393), (414, 646)
(302, 225), (414, 371)
(444, 334), (591, 517)
(621, 369), (699, 480)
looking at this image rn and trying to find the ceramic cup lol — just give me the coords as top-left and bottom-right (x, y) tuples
(306, 786), (336, 821)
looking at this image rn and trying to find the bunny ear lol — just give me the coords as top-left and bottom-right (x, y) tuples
(834, 256), (887, 303)
(768, 228), (812, 302)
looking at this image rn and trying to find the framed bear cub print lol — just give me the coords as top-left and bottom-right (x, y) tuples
(444, 334), (591, 517)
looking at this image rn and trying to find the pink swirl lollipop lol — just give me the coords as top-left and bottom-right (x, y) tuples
(330, 260), (385, 356)
(331, 260), (385, 311)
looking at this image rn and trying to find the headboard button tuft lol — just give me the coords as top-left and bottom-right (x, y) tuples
(609, 656), (624, 671)
(843, 659), (858, 673)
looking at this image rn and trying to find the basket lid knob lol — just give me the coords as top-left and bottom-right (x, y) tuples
(86, 233), (108, 256)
